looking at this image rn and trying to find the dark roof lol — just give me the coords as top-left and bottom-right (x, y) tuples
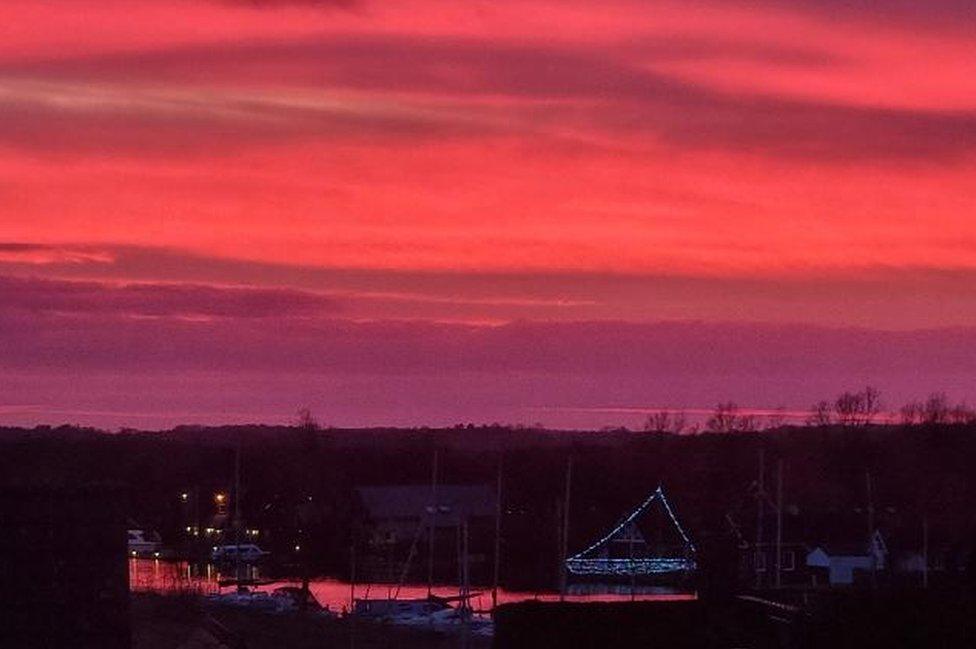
(356, 485), (495, 522)
(808, 529), (886, 557)
(808, 542), (870, 556)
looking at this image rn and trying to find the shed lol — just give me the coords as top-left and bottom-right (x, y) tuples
(805, 530), (887, 586)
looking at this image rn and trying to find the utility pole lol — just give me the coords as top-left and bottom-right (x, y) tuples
(775, 459), (784, 589)
(427, 449), (439, 598)
(559, 456), (573, 601)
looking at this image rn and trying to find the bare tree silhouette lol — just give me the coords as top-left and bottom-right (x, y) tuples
(643, 410), (687, 434)
(706, 402), (755, 433)
(834, 386), (881, 427)
(807, 400), (833, 427)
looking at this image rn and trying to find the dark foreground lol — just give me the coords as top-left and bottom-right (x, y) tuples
(130, 589), (976, 649)
(494, 589), (976, 649)
(131, 593), (489, 649)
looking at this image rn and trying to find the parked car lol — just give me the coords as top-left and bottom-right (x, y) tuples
(210, 543), (269, 563)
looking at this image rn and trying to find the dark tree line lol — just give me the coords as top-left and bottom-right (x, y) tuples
(640, 387), (976, 434)
(3, 411), (976, 591)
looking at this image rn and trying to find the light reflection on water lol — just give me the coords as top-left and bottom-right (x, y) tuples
(128, 559), (695, 613)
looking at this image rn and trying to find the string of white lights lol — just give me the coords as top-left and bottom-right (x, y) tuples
(565, 485), (696, 573)
(566, 557), (697, 576)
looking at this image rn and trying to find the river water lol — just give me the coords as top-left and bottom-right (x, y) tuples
(129, 558), (695, 613)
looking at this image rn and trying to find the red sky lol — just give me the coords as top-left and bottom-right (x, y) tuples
(2, 0), (976, 429)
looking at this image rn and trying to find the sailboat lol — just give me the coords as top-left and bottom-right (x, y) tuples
(352, 451), (495, 637)
(205, 439), (281, 611)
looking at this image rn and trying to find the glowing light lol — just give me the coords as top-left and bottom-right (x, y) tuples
(180, 492), (188, 502)
(214, 493), (226, 504)
(294, 544), (301, 552)
(565, 485), (696, 577)
(566, 557), (697, 576)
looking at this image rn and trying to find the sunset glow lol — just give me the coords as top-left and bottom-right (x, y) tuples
(3, 0), (976, 428)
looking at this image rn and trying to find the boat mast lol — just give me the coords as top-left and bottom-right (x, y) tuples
(866, 470), (877, 588)
(922, 513), (929, 589)
(628, 521), (636, 601)
(462, 518), (470, 606)
(492, 454), (503, 611)
(462, 517), (471, 641)
(456, 518), (463, 599)
(350, 542), (357, 610)
(754, 448), (764, 589)
(775, 459), (783, 589)
(559, 456), (572, 601)
(234, 436), (243, 590)
(427, 449), (439, 598)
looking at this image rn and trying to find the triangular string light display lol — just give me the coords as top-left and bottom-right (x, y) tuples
(565, 486), (697, 576)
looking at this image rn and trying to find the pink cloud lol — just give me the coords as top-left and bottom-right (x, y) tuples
(0, 243), (115, 265)
(4, 35), (975, 162)
(8, 249), (976, 329)
(0, 275), (338, 319)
